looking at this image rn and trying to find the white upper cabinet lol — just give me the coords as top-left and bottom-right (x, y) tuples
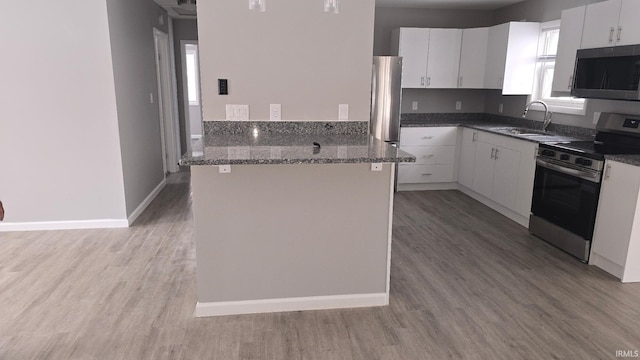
(582, 0), (622, 48)
(552, 6), (586, 94)
(581, 0), (640, 48)
(617, 0), (640, 46)
(392, 28), (429, 88)
(426, 29), (463, 88)
(484, 23), (509, 90)
(392, 28), (462, 89)
(458, 28), (489, 89)
(485, 22), (540, 95)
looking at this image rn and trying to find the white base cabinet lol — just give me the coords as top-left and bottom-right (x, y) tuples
(398, 127), (458, 186)
(591, 160), (640, 282)
(457, 128), (537, 226)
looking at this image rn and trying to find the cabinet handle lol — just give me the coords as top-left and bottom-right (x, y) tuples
(421, 136), (433, 140)
(568, 75), (573, 90)
(421, 173), (432, 176)
(490, 148), (496, 159)
(420, 76), (425, 86)
(472, 132), (478, 142)
(609, 27), (615, 43)
(604, 164), (611, 180)
(617, 26), (622, 42)
(427, 77), (431, 86)
(494, 149), (499, 160)
(422, 154), (434, 158)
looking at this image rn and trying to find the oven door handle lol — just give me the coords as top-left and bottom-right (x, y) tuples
(536, 158), (601, 183)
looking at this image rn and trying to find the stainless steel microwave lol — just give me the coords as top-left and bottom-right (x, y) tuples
(571, 44), (640, 101)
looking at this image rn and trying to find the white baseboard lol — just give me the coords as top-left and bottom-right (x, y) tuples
(397, 182), (458, 191)
(194, 293), (388, 317)
(0, 219), (128, 232)
(127, 179), (166, 226)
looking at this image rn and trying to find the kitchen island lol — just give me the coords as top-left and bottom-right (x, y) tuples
(180, 121), (415, 317)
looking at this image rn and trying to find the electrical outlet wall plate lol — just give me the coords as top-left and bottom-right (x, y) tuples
(226, 105), (250, 121)
(371, 163), (382, 172)
(270, 104), (281, 121)
(219, 165), (231, 174)
(338, 104), (349, 120)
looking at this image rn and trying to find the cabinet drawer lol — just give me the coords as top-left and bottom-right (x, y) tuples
(400, 127), (458, 146)
(400, 145), (456, 165)
(398, 164), (455, 184)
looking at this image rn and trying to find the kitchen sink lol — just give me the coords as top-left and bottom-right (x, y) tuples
(490, 127), (548, 136)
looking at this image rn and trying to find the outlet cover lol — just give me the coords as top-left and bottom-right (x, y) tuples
(270, 104), (281, 121)
(338, 104), (349, 120)
(499, 103), (504, 113)
(456, 101), (462, 111)
(412, 101), (418, 110)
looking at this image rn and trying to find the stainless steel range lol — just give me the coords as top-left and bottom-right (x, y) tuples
(529, 113), (640, 262)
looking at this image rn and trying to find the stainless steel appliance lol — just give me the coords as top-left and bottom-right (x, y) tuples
(370, 56), (403, 142)
(530, 113), (640, 262)
(572, 44), (640, 101)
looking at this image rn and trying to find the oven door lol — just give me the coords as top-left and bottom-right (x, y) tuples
(531, 158), (601, 240)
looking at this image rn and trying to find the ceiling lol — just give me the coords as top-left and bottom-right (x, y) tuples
(376, 0), (527, 9)
(152, 0), (528, 18)
(153, 0), (196, 18)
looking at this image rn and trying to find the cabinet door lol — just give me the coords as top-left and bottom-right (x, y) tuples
(426, 29), (462, 88)
(514, 142), (537, 217)
(502, 22), (539, 95)
(581, 0), (622, 49)
(552, 6), (586, 94)
(472, 141), (495, 198)
(458, 128), (477, 188)
(397, 28), (430, 88)
(617, 0), (640, 46)
(491, 146), (520, 210)
(484, 23), (509, 90)
(459, 28), (489, 89)
(592, 161), (640, 269)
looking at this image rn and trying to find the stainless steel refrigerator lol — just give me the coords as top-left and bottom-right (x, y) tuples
(370, 56), (403, 143)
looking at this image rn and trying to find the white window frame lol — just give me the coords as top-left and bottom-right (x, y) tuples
(185, 46), (200, 106)
(529, 20), (587, 116)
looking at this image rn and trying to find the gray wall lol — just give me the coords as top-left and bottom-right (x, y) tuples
(172, 19), (199, 154)
(374, 7), (494, 56)
(402, 89), (486, 113)
(192, 164), (392, 302)
(198, 0), (376, 121)
(106, 0), (168, 217)
(0, 0), (127, 223)
(486, 0), (640, 128)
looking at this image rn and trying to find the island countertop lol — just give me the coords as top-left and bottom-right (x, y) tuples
(179, 121), (415, 166)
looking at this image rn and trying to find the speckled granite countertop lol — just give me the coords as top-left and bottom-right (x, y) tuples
(179, 121), (415, 166)
(605, 155), (640, 167)
(401, 113), (595, 144)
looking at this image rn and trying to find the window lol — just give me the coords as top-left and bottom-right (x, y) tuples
(185, 45), (200, 106)
(530, 21), (586, 115)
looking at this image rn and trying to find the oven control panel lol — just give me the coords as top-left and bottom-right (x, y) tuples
(537, 146), (604, 172)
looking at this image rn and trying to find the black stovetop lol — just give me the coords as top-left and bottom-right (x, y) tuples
(542, 132), (640, 160)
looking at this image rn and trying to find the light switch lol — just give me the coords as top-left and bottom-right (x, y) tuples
(226, 105), (250, 120)
(338, 104), (349, 120)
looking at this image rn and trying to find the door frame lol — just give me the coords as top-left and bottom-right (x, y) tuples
(180, 40), (202, 155)
(153, 28), (180, 174)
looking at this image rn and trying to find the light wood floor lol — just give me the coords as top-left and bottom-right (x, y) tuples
(1, 170), (639, 359)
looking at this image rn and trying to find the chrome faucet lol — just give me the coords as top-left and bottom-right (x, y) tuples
(523, 100), (553, 132)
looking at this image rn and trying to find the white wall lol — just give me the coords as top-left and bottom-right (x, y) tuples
(0, 0), (127, 224)
(198, 0), (376, 121)
(106, 0), (168, 217)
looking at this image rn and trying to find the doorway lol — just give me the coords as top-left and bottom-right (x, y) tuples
(181, 41), (203, 156)
(153, 28), (180, 174)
